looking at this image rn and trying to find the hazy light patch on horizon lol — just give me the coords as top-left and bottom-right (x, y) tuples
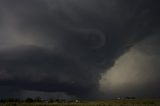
(99, 36), (160, 95)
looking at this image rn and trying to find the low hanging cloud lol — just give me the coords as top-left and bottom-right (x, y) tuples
(0, 0), (159, 98)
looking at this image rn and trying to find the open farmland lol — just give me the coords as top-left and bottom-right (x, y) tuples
(0, 99), (160, 106)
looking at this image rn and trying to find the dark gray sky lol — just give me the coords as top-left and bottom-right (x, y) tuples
(0, 0), (160, 99)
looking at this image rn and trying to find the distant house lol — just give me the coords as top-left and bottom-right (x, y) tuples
(116, 97), (121, 100)
(75, 99), (79, 103)
(68, 99), (80, 103)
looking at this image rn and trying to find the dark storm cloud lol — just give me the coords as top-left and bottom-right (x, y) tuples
(0, 45), (98, 97)
(0, 0), (159, 98)
(0, 86), (21, 99)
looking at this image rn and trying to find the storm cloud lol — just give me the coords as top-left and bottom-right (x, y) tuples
(100, 35), (160, 98)
(0, 0), (159, 98)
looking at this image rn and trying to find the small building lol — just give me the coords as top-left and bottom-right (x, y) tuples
(75, 99), (79, 103)
(116, 97), (121, 100)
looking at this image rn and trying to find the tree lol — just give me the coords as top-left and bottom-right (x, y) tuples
(34, 96), (42, 102)
(25, 98), (34, 103)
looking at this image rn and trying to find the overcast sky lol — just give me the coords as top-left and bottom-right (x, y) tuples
(0, 0), (160, 99)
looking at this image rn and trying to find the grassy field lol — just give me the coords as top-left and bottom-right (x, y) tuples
(0, 99), (160, 106)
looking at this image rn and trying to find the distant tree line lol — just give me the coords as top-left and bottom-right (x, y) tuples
(0, 97), (80, 103)
(0, 96), (137, 103)
(125, 97), (136, 99)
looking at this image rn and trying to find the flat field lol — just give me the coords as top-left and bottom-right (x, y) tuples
(0, 99), (160, 106)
